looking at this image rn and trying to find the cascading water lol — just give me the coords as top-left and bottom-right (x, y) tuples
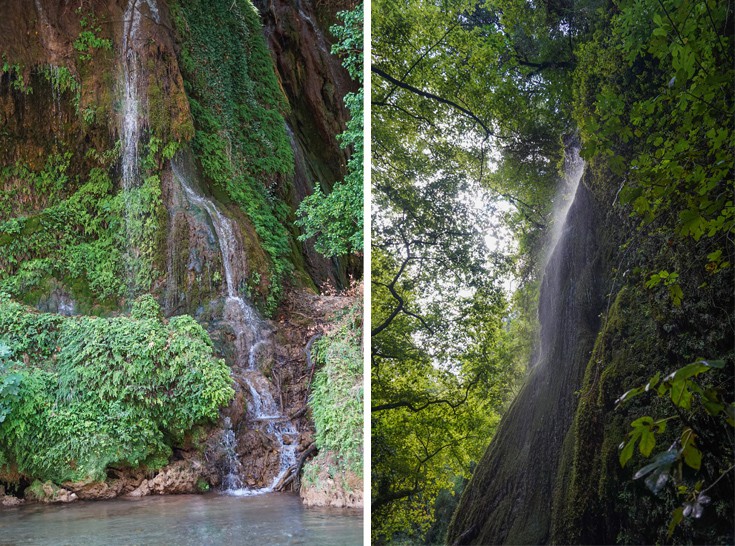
(447, 139), (604, 545)
(120, 0), (159, 191)
(221, 416), (244, 490)
(171, 156), (298, 496)
(117, 0), (298, 499)
(545, 145), (585, 266)
(118, 0), (160, 296)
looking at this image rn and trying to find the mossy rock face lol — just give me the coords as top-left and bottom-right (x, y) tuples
(448, 155), (734, 544)
(253, 0), (360, 289)
(448, 179), (607, 546)
(0, 0), (187, 311)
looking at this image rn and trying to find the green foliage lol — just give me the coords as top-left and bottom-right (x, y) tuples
(40, 65), (81, 112)
(373, 0), (732, 542)
(0, 168), (128, 306)
(372, 248), (523, 542)
(0, 296), (233, 485)
(645, 270), (683, 306)
(122, 176), (165, 295)
(0, 133), (171, 307)
(0, 151), (73, 218)
(296, 5), (364, 258)
(1, 57), (32, 94)
(0, 162), (126, 304)
(372, 1), (557, 538)
(72, 10), (112, 62)
(130, 293), (163, 321)
(170, 0), (295, 314)
(574, 0), (733, 276)
(0, 342), (21, 424)
(308, 295), (363, 476)
(617, 359), (733, 538)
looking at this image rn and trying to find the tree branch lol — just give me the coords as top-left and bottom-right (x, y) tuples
(372, 65), (494, 138)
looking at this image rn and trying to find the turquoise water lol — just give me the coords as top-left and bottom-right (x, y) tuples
(0, 493), (362, 545)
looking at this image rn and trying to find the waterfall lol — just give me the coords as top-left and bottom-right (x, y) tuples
(171, 155), (298, 496)
(120, 0), (159, 191)
(116, 0), (161, 296)
(221, 416), (244, 490)
(545, 145), (585, 266)
(116, 0), (297, 498)
(447, 140), (603, 544)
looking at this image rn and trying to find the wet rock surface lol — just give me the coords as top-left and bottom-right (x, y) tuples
(0, 0), (358, 509)
(254, 0), (360, 288)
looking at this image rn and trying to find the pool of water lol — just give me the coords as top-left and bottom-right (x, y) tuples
(0, 492), (363, 545)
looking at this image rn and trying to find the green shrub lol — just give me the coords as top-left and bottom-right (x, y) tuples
(296, 5), (364, 258)
(72, 10), (112, 62)
(308, 296), (363, 476)
(0, 295), (233, 484)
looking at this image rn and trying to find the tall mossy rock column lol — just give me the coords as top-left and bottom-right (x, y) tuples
(448, 158), (734, 545)
(447, 178), (606, 545)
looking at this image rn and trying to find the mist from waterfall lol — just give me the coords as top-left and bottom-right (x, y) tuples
(544, 145), (585, 268)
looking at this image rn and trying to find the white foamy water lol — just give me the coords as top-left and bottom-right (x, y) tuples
(171, 155), (298, 496)
(545, 145), (585, 265)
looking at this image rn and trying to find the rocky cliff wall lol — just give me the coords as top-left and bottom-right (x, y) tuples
(0, 0), (358, 504)
(447, 161), (734, 544)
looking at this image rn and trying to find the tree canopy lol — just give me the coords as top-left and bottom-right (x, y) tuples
(371, 0), (733, 542)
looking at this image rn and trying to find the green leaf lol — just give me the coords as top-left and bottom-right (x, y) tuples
(645, 372), (661, 392)
(679, 209), (705, 240)
(673, 360), (719, 381)
(668, 506), (685, 538)
(668, 283), (683, 306)
(682, 443), (702, 470)
(701, 389), (724, 416)
(725, 403), (735, 427)
(639, 428), (656, 457)
(670, 378), (692, 409)
(631, 416), (655, 427)
(615, 385), (645, 406)
(619, 437), (637, 467)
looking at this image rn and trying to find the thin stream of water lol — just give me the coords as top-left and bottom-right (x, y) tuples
(120, 0), (160, 191)
(171, 157), (298, 496)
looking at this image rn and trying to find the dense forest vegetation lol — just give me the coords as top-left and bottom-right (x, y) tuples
(371, 0), (733, 543)
(0, 0), (363, 508)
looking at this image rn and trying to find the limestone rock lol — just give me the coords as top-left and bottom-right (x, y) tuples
(24, 480), (78, 504)
(126, 460), (201, 497)
(63, 478), (127, 500)
(1, 494), (24, 507)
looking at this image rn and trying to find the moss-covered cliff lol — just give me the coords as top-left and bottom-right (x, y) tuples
(0, 0), (360, 503)
(448, 159), (733, 546)
(446, 0), (733, 542)
(0, 0), (323, 314)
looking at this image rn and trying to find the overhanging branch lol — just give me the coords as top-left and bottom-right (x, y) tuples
(372, 65), (494, 138)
